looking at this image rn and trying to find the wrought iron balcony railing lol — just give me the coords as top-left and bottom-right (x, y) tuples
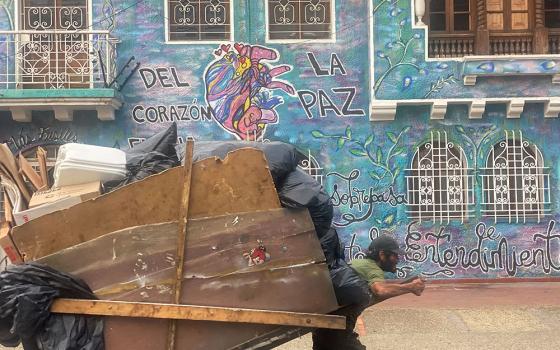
(0, 30), (116, 90)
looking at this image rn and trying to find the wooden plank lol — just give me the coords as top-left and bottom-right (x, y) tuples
(50, 299), (346, 330)
(18, 153), (44, 191)
(3, 191), (12, 224)
(36, 147), (49, 189)
(12, 148), (281, 261)
(37, 210), (339, 350)
(0, 143), (31, 203)
(167, 140), (194, 350)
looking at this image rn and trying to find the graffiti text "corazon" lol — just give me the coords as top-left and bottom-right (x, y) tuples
(132, 103), (214, 124)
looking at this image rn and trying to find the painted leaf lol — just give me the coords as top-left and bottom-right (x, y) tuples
(350, 148), (367, 157)
(311, 130), (324, 138)
(365, 135), (374, 147)
(394, 146), (407, 155)
(337, 137), (346, 150)
(393, 168), (401, 179)
(384, 214), (394, 225)
(346, 126), (352, 139)
(455, 125), (465, 134)
(375, 219), (382, 224)
(376, 147), (383, 162)
(403, 126), (411, 133)
(387, 132), (398, 143)
(369, 171), (381, 180)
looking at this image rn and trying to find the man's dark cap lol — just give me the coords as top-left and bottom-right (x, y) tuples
(367, 235), (404, 256)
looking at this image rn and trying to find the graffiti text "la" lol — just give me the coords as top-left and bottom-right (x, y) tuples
(307, 52), (347, 77)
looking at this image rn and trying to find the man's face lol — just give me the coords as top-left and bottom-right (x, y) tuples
(379, 251), (399, 273)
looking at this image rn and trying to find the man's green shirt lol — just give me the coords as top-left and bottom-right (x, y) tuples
(350, 258), (385, 285)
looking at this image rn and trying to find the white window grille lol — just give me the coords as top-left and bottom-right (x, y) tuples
(480, 131), (550, 223)
(165, 0), (233, 42)
(20, 0), (88, 31)
(9, 0), (114, 89)
(297, 150), (323, 185)
(406, 131), (474, 224)
(266, 0), (335, 42)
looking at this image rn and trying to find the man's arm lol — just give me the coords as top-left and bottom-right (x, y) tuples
(370, 277), (425, 302)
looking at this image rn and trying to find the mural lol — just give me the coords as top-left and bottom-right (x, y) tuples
(204, 43), (294, 141)
(372, 0), (560, 99)
(0, 0), (559, 280)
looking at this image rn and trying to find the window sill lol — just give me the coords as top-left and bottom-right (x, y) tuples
(461, 57), (560, 86)
(0, 88), (122, 122)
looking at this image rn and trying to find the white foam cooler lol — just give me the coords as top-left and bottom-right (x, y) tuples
(53, 143), (127, 187)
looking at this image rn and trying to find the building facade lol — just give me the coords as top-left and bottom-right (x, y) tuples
(1, 0), (559, 279)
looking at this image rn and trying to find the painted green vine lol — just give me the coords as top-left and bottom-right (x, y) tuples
(312, 125), (411, 187)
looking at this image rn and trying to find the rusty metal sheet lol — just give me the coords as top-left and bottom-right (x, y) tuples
(38, 208), (338, 349)
(13, 148), (281, 261)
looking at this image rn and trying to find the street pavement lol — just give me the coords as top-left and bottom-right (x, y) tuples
(1, 282), (559, 349)
(277, 282), (560, 350)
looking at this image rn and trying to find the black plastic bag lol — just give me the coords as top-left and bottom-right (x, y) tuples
(0, 263), (104, 350)
(320, 227), (344, 268)
(329, 259), (373, 307)
(104, 123), (179, 192)
(187, 141), (299, 187)
(278, 168), (333, 238)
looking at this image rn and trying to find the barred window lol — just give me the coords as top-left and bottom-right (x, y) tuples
(166, 0), (232, 42)
(480, 131), (550, 223)
(266, 0), (335, 41)
(406, 131), (474, 223)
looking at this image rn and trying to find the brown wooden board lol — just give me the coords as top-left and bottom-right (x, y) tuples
(38, 209), (339, 350)
(12, 148), (281, 261)
(50, 299), (345, 330)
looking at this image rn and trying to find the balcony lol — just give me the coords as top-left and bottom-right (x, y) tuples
(550, 30), (560, 55)
(0, 30), (121, 121)
(429, 31), (560, 58)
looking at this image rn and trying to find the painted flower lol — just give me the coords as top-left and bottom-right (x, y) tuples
(413, 33), (421, 39)
(402, 76), (413, 90)
(389, 7), (402, 17)
(376, 50), (386, 58)
(540, 61), (557, 70)
(436, 62), (449, 70)
(477, 62), (495, 72)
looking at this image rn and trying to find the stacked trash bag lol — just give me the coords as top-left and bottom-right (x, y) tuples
(0, 123), (370, 349)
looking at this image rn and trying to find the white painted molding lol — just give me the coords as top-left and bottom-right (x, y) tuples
(463, 75), (477, 86)
(371, 97), (558, 121)
(507, 99), (525, 119)
(430, 101), (447, 119)
(97, 106), (115, 121)
(9, 108), (31, 122)
(414, 0), (426, 26)
(370, 101), (398, 121)
(468, 100), (486, 119)
(53, 108), (73, 122)
(544, 99), (560, 118)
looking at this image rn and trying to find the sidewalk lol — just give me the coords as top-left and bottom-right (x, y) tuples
(1, 282), (559, 349)
(278, 282), (560, 350)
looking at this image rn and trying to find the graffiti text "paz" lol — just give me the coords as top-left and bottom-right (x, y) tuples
(298, 53), (365, 119)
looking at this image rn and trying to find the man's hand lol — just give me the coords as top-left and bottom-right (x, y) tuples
(410, 278), (426, 296)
